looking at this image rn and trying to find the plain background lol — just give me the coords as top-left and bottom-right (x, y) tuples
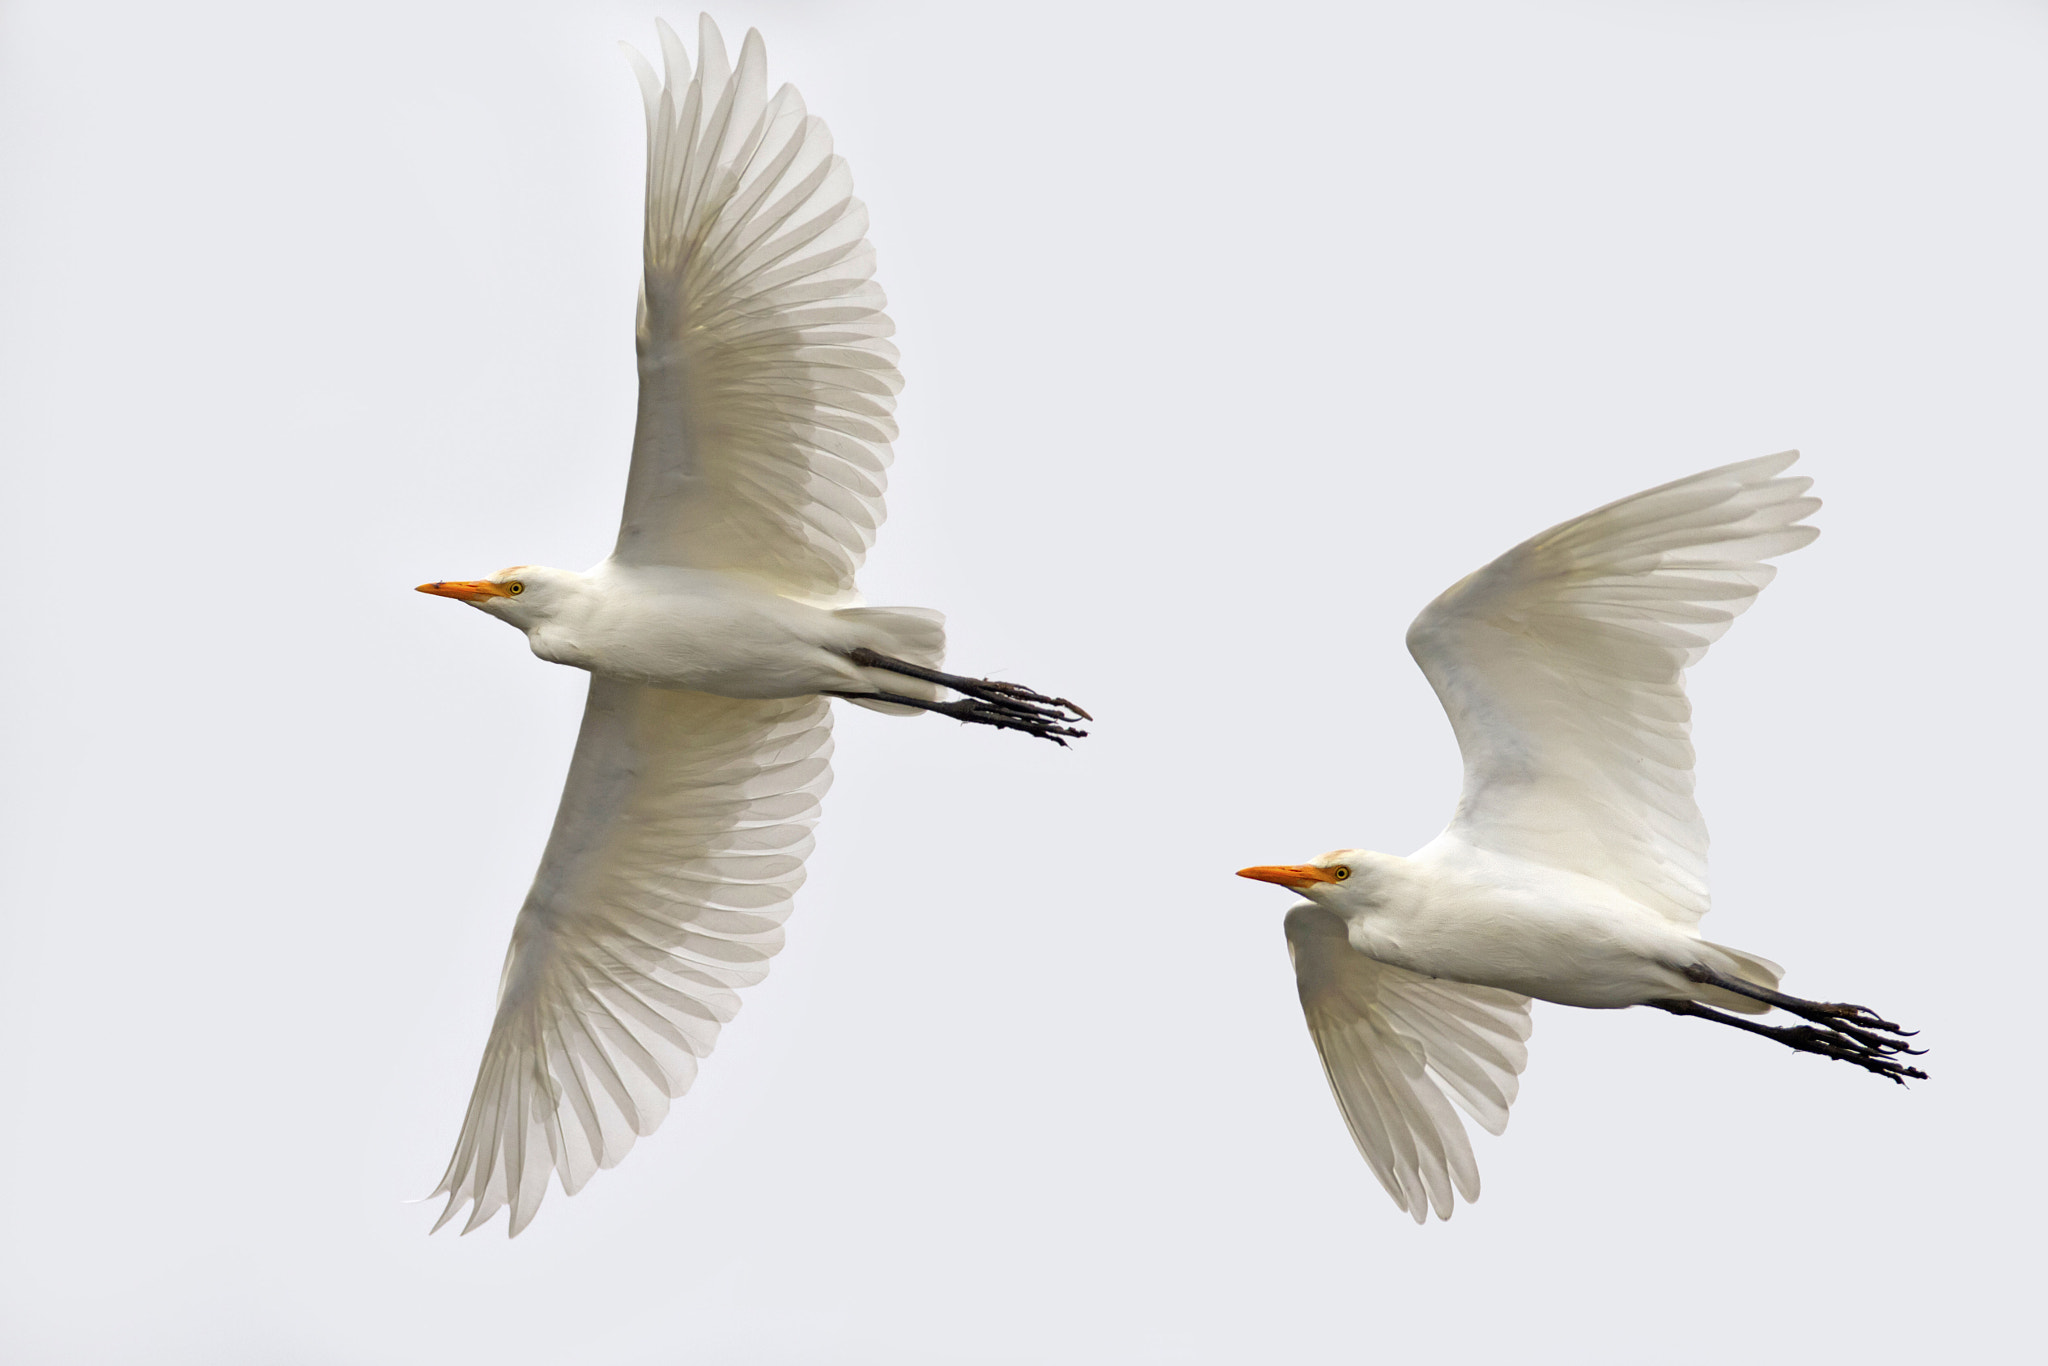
(2, 0), (2041, 1361)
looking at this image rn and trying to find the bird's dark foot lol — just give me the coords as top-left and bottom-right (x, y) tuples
(1765, 1023), (1929, 1084)
(844, 648), (1090, 745)
(829, 684), (1088, 746)
(1652, 975), (1929, 1086)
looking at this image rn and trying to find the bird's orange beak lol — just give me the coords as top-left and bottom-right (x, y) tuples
(416, 580), (514, 604)
(1237, 864), (1341, 892)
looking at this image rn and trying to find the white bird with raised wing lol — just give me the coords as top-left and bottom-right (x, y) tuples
(416, 16), (1086, 1236)
(1239, 452), (1923, 1224)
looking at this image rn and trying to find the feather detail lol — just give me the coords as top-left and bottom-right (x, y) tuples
(1407, 451), (1820, 928)
(615, 18), (898, 606)
(431, 681), (832, 1236)
(1286, 905), (1533, 1224)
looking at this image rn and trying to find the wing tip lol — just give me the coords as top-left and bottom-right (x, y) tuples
(1745, 447), (1801, 479)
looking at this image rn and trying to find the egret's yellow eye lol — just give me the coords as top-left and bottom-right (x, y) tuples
(1331, 867), (1351, 881)
(506, 582), (524, 596)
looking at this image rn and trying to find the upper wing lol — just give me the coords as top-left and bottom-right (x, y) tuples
(431, 679), (833, 1235)
(1406, 452), (1819, 928)
(1286, 905), (1532, 1223)
(615, 17), (900, 604)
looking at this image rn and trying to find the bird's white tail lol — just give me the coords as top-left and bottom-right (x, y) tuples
(835, 606), (946, 713)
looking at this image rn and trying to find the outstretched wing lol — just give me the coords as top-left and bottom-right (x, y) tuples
(615, 17), (899, 604)
(1406, 452), (1819, 928)
(1286, 905), (1533, 1223)
(431, 680), (832, 1235)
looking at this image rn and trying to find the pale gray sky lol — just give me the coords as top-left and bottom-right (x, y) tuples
(1, 1), (2041, 1361)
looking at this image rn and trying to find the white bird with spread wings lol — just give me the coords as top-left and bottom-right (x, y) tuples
(1239, 453), (1924, 1223)
(416, 16), (1087, 1236)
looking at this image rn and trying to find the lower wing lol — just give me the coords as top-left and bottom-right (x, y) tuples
(1286, 905), (1533, 1223)
(431, 680), (833, 1235)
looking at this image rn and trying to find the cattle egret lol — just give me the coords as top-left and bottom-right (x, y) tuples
(416, 16), (1086, 1236)
(1239, 452), (1922, 1223)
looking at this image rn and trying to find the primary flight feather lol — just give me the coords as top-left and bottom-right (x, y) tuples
(416, 16), (1087, 1237)
(1240, 452), (1924, 1223)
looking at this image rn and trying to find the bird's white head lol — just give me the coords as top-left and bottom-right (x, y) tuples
(415, 565), (585, 629)
(1236, 850), (1390, 904)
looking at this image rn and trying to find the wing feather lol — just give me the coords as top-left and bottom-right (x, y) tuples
(614, 19), (898, 604)
(1286, 905), (1533, 1223)
(430, 679), (832, 1236)
(1406, 452), (1820, 927)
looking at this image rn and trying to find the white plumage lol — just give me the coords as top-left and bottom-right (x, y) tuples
(433, 685), (831, 1235)
(1407, 451), (1818, 929)
(1285, 908), (1532, 1221)
(419, 16), (1083, 1237)
(1242, 452), (1923, 1223)
(616, 19), (895, 600)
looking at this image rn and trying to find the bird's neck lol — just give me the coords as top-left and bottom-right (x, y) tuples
(514, 572), (600, 668)
(1330, 853), (1432, 962)
(526, 623), (589, 669)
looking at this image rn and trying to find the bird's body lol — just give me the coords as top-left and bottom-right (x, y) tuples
(1241, 452), (1923, 1223)
(414, 16), (1083, 1236)
(461, 563), (946, 702)
(1324, 843), (1768, 1012)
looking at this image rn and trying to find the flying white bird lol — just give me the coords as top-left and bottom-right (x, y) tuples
(416, 16), (1087, 1236)
(1238, 452), (1923, 1224)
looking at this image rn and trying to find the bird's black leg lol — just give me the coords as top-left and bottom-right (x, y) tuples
(1648, 986), (1928, 1086)
(1680, 962), (1921, 1046)
(827, 689), (1087, 746)
(845, 648), (1091, 731)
